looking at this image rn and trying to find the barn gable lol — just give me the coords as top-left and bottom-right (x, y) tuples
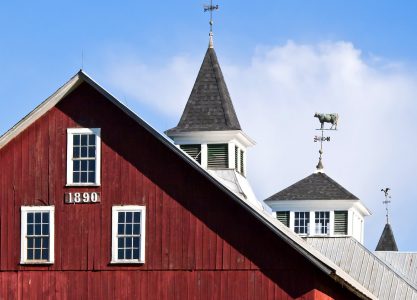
(0, 71), (374, 299)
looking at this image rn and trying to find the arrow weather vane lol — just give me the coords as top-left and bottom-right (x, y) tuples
(313, 113), (339, 171)
(381, 187), (391, 224)
(204, 0), (219, 34)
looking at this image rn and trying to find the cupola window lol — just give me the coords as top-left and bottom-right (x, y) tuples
(207, 144), (228, 169)
(180, 144), (201, 164)
(315, 211), (330, 235)
(294, 212), (310, 235)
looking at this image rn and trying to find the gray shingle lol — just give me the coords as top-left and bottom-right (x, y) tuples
(264, 172), (359, 201)
(375, 223), (398, 251)
(166, 47), (241, 133)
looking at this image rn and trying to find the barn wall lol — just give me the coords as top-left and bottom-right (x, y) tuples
(0, 83), (360, 299)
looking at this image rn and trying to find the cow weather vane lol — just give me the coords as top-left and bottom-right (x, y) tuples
(381, 187), (391, 224)
(204, 0), (219, 47)
(313, 113), (339, 171)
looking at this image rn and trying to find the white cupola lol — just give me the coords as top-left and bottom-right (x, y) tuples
(264, 172), (371, 244)
(165, 37), (261, 210)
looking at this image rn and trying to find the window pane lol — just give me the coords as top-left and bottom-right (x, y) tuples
(27, 213), (34, 223)
(73, 172), (80, 182)
(133, 212), (140, 223)
(126, 237), (132, 248)
(81, 160), (88, 171)
(27, 248), (33, 260)
(118, 224), (124, 235)
(88, 160), (95, 170)
(89, 134), (95, 145)
(125, 249), (132, 259)
(126, 212), (132, 223)
(73, 135), (80, 146)
(126, 224), (132, 235)
(42, 212), (49, 223)
(118, 249), (124, 259)
(42, 248), (49, 260)
(81, 135), (87, 145)
(28, 237), (33, 248)
(88, 147), (95, 158)
(35, 249), (41, 260)
(133, 224), (140, 234)
(88, 171), (95, 183)
(27, 224), (33, 235)
(118, 237), (125, 248)
(42, 223), (49, 235)
(81, 147), (87, 157)
(133, 237), (139, 248)
(35, 224), (41, 235)
(133, 248), (139, 259)
(81, 172), (87, 182)
(35, 213), (41, 223)
(73, 147), (80, 158)
(118, 212), (125, 223)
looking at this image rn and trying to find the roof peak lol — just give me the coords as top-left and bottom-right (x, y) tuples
(166, 46), (241, 134)
(375, 223), (398, 251)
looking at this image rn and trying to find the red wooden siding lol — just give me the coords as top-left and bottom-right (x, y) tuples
(0, 82), (360, 299)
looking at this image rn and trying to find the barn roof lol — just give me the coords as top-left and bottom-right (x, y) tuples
(306, 237), (417, 299)
(264, 172), (359, 202)
(0, 70), (376, 299)
(166, 46), (241, 134)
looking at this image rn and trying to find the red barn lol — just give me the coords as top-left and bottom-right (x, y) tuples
(0, 44), (374, 299)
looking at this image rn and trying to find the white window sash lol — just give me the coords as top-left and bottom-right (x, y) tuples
(20, 206), (55, 264)
(66, 128), (101, 186)
(111, 205), (146, 264)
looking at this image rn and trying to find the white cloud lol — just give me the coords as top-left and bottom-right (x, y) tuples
(104, 41), (417, 250)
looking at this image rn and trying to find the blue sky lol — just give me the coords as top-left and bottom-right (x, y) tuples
(1, 1), (417, 250)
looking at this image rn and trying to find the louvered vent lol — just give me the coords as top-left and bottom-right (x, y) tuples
(240, 149), (244, 175)
(180, 144), (201, 164)
(276, 211), (290, 227)
(235, 146), (239, 170)
(208, 144), (228, 169)
(334, 210), (348, 235)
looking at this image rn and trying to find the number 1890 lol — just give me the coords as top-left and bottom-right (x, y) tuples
(65, 192), (100, 204)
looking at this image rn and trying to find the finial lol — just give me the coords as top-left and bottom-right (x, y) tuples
(204, 0), (219, 48)
(381, 188), (391, 224)
(316, 149), (324, 171)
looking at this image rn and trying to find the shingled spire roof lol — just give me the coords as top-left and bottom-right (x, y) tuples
(265, 172), (359, 201)
(166, 46), (241, 133)
(375, 223), (398, 251)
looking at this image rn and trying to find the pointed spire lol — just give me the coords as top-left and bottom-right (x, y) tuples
(166, 46), (241, 133)
(375, 223), (398, 251)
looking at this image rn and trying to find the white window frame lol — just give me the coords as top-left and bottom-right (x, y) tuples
(111, 205), (146, 264)
(66, 128), (101, 186)
(314, 211), (330, 235)
(294, 211), (310, 235)
(20, 206), (55, 264)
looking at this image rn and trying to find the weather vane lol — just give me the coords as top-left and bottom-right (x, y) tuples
(381, 187), (391, 224)
(313, 113), (339, 171)
(204, 0), (219, 34)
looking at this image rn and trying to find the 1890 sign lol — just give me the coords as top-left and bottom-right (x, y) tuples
(64, 192), (100, 204)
